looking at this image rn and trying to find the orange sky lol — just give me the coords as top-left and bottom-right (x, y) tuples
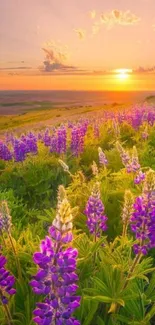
(1, 0), (155, 91)
(1, 73), (155, 91)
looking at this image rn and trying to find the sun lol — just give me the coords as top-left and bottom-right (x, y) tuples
(114, 69), (132, 81)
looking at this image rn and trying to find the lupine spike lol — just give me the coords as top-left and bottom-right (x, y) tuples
(0, 201), (12, 233)
(30, 187), (80, 325)
(0, 252), (16, 305)
(84, 182), (108, 238)
(131, 146), (140, 172)
(98, 147), (108, 166)
(130, 170), (155, 255)
(116, 141), (131, 168)
(59, 159), (70, 173)
(91, 161), (98, 176)
(122, 190), (134, 237)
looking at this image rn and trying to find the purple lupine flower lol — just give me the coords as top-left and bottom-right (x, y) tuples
(57, 126), (67, 154)
(134, 170), (145, 185)
(130, 146), (140, 173)
(71, 126), (85, 157)
(84, 182), (107, 238)
(130, 170), (155, 255)
(78, 127), (85, 155)
(50, 135), (58, 153)
(13, 138), (26, 162)
(0, 252), (16, 304)
(26, 132), (38, 155)
(0, 142), (12, 161)
(43, 129), (51, 147)
(94, 124), (99, 138)
(30, 186), (80, 325)
(71, 127), (79, 157)
(5, 132), (14, 145)
(38, 132), (43, 141)
(98, 147), (108, 166)
(116, 142), (131, 168)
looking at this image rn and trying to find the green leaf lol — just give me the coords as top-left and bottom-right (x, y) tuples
(83, 301), (99, 325)
(84, 295), (125, 306)
(145, 303), (155, 321)
(96, 316), (106, 325)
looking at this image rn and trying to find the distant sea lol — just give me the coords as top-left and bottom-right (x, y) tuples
(0, 90), (155, 111)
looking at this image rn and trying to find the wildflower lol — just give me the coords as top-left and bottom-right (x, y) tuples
(94, 124), (99, 138)
(130, 146), (140, 173)
(98, 147), (108, 166)
(43, 129), (51, 147)
(71, 125), (85, 157)
(122, 190), (134, 237)
(26, 132), (38, 155)
(113, 120), (120, 139)
(84, 182), (107, 238)
(0, 201), (12, 234)
(59, 159), (70, 173)
(0, 252), (16, 305)
(50, 136), (57, 153)
(116, 142), (131, 168)
(130, 170), (155, 255)
(71, 127), (79, 157)
(13, 138), (26, 162)
(91, 161), (98, 176)
(30, 186), (80, 325)
(0, 142), (12, 161)
(57, 126), (67, 154)
(134, 170), (145, 185)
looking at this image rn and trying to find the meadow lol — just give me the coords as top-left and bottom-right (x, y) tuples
(1, 102), (155, 325)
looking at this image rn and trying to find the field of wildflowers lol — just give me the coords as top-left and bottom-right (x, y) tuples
(1, 103), (155, 324)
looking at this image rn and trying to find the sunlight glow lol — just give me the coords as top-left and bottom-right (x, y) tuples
(113, 68), (133, 82)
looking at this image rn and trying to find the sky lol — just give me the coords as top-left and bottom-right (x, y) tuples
(0, 0), (155, 91)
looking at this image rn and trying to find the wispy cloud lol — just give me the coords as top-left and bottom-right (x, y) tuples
(74, 29), (86, 40)
(100, 9), (140, 28)
(0, 66), (32, 70)
(89, 10), (96, 19)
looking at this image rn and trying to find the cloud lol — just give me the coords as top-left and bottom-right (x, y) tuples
(89, 10), (96, 19)
(0, 66), (32, 70)
(100, 9), (140, 28)
(41, 43), (76, 73)
(152, 24), (155, 30)
(133, 66), (155, 73)
(42, 60), (75, 73)
(74, 29), (86, 40)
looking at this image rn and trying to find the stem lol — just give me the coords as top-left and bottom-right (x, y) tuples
(3, 304), (12, 325)
(8, 233), (22, 279)
(93, 227), (97, 264)
(123, 253), (142, 290)
(115, 253), (142, 315)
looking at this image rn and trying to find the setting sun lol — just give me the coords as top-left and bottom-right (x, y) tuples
(114, 69), (133, 81)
